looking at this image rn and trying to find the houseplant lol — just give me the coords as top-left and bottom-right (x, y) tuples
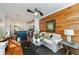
(33, 32), (41, 43)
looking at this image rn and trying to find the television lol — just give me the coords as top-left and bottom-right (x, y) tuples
(46, 20), (55, 32)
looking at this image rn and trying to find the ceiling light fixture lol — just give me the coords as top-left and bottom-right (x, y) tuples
(34, 12), (38, 15)
(27, 8), (43, 16)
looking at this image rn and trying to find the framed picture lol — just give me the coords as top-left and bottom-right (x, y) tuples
(46, 20), (55, 32)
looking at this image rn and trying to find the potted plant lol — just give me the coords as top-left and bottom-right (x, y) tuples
(33, 33), (40, 43)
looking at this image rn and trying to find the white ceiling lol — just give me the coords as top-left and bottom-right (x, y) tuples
(0, 3), (76, 23)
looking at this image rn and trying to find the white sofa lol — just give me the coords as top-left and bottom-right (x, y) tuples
(43, 34), (63, 53)
(0, 41), (8, 55)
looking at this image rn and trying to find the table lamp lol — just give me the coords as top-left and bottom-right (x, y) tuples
(64, 29), (74, 43)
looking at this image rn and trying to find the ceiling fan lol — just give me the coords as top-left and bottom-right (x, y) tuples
(27, 8), (43, 16)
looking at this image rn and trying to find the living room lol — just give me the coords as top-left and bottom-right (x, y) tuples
(0, 3), (79, 55)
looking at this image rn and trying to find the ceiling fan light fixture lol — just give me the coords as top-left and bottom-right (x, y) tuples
(27, 8), (43, 16)
(34, 12), (38, 15)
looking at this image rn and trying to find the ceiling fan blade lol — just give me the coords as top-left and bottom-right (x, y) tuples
(35, 8), (43, 16)
(27, 9), (35, 13)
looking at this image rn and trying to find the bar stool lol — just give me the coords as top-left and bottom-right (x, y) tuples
(69, 47), (79, 55)
(62, 45), (71, 55)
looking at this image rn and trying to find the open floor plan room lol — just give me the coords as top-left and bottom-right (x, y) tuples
(0, 3), (79, 55)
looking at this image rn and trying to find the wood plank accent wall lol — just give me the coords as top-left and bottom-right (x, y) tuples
(40, 3), (79, 43)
